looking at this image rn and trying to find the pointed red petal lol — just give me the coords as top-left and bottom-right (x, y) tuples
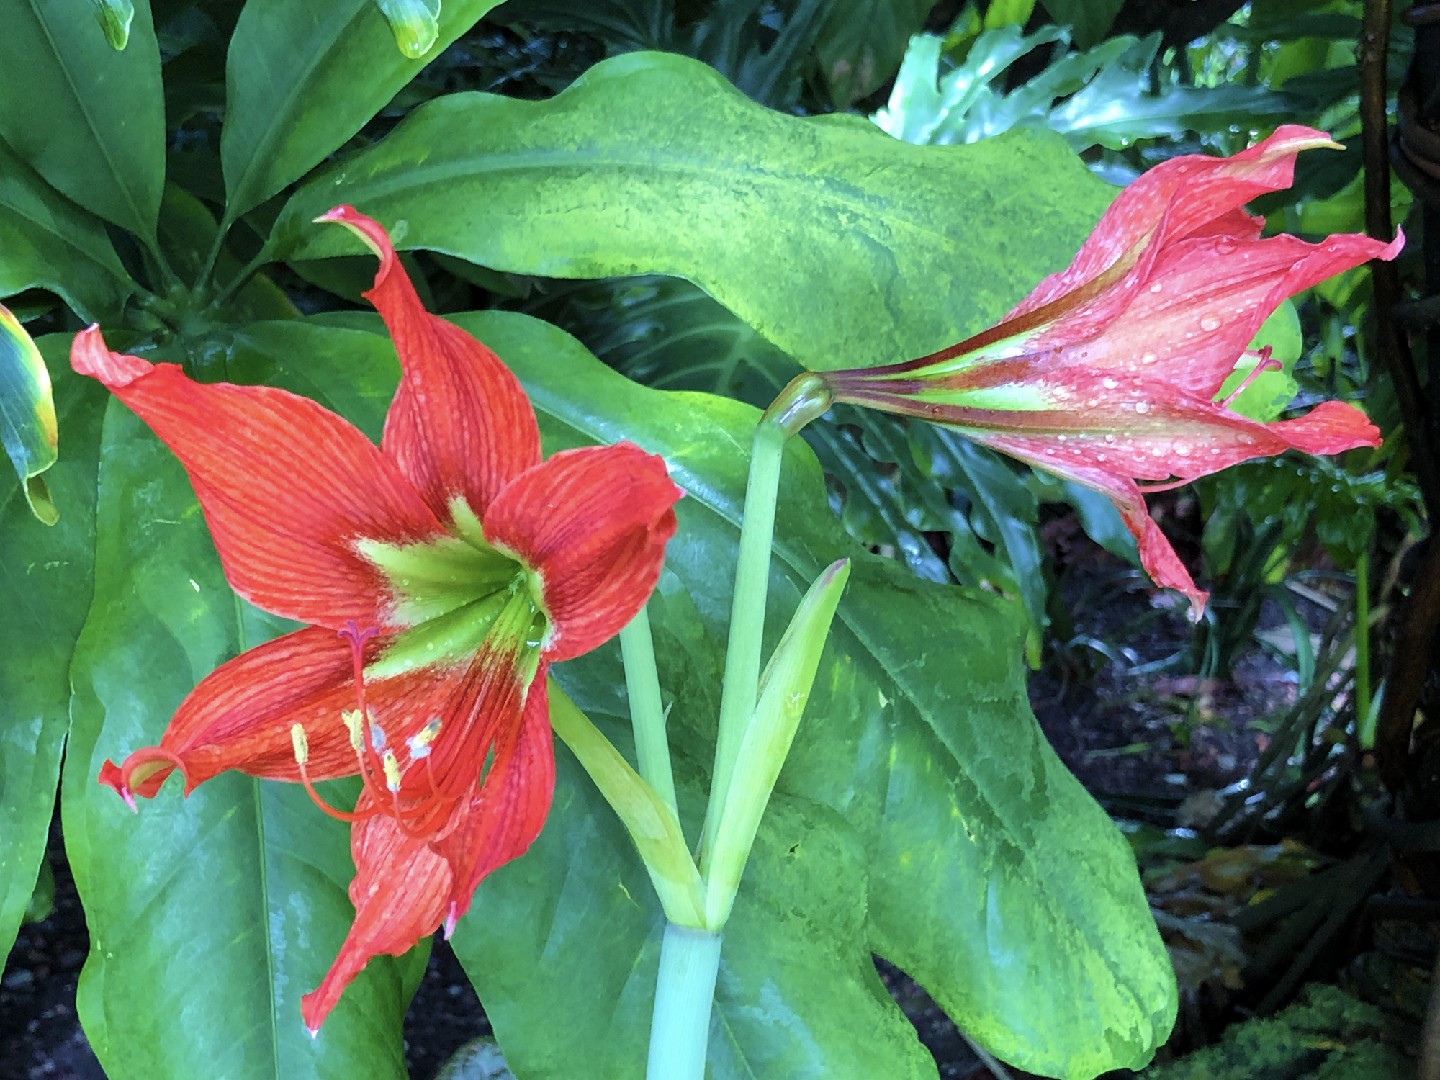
(318, 207), (541, 521)
(1042, 230), (1403, 396)
(300, 796), (453, 1033)
(1266, 400), (1383, 456)
(71, 326), (444, 629)
(439, 668), (555, 932)
(96, 625), (509, 804)
(978, 438), (1208, 613)
(485, 443), (682, 662)
(1008, 126), (1337, 323)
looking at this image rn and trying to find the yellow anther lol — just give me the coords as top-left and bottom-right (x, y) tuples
(407, 718), (442, 760)
(290, 723), (310, 766)
(382, 751), (403, 793)
(342, 709), (365, 753)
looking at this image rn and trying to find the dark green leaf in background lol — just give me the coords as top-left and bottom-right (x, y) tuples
(220, 0), (505, 219)
(0, 140), (134, 321)
(814, 0), (934, 108)
(61, 383), (424, 1080)
(0, 0), (166, 242)
(277, 51), (1114, 373)
(0, 339), (103, 966)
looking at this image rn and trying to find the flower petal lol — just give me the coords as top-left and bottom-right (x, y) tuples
(1009, 125), (1338, 322)
(485, 443), (682, 662)
(437, 667), (555, 933)
(300, 796), (453, 1033)
(71, 327), (443, 629)
(318, 206), (542, 521)
(1047, 230), (1403, 395)
(980, 445), (1208, 613)
(95, 625), (513, 805)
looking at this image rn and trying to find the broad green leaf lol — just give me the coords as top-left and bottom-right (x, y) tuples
(0, 340), (103, 967)
(276, 51), (1113, 372)
(0, 307), (59, 523)
(228, 312), (1176, 1078)
(0, 140), (133, 320)
(63, 394), (423, 1080)
(0, 0), (165, 241)
(221, 0), (504, 219)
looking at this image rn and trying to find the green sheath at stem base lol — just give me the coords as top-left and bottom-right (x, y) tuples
(646, 923), (724, 1080)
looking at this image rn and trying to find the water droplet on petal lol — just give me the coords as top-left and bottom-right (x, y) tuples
(1140, 352), (1157, 365)
(1200, 315), (1221, 332)
(1134, 402), (1151, 414)
(1175, 444), (1192, 457)
(1149, 283), (1164, 294)
(1102, 377), (1119, 390)
(1216, 237), (1237, 254)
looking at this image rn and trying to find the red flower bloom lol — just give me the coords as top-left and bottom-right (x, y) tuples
(74, 206), (682, 1031)
(819, 125), (1402, 612)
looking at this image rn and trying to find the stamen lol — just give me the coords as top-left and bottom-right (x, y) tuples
(1219, 346), (1279, 409)
(292, 722), (365, 824)
(342, 709), (365, 753)
(382, 751), (403, 793)
(406, 718), (442, 761)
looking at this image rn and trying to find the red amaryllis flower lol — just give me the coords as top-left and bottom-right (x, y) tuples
(818, 125), (1402, 612)
(74, 206), (682, 1031)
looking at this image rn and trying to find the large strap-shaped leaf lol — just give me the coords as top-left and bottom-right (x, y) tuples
(0, 0), (165, 241)
(0, 340), (103, 968)
(0, 141), (133, 321)
(61, 387), (424, 1080)
(228, 312), (1176, 1079)
(220, 0), (504, 219)
(275, 51), (1114, 372)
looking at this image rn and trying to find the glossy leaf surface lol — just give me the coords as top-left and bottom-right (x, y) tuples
(0, 140), (133, 320)
(0, 309), (59, 523)
(0, 0), (165, 240)
(277, 51), (1113, 373)
(221, 0), (503, 217)
(0, 340), (103, 965)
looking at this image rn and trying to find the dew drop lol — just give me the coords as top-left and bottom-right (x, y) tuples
(1174, 444), (1192, 457)
(1149, 282), (1164, 294)
(1134, 402), (1151, 414)
(1140, 352), (1158, 365)
(1216, 237), (1237, 254)
(1200, 315), (1221, 332)
(1102, 377), (1119, 390)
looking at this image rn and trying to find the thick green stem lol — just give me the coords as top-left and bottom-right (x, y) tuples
(622, 605), (679, 822)
(700, 373), (832, 869)
(646, 923), (723, 1080)
(701, 417), (785, 866)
